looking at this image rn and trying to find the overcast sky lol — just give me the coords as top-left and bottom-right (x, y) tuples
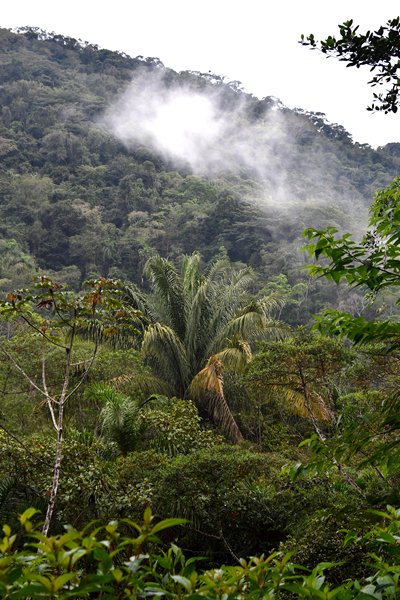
(2, 0), (399, 147)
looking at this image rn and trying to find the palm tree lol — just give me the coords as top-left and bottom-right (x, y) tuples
(86, 383), (142, 456)
(121, 253), (285, 443)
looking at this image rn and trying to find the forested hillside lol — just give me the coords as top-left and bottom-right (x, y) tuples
(1, 24), (400, 598)
(0, 27), (399, 311)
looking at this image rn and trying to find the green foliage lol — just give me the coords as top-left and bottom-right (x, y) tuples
(0, 429), (116, 527)
(0, 239), (37, 293)
(0, 26), (399, 310)
(0, 275), (144, 534)
(297, 179), (400, 491)
(304, 178), (400, 349)
(2, 26), (400, 588)
(305, 178), (400, 291)
(0, 399), (221, 529)
(86, 383), (142, 456)
(150, 445), (346, 560)
(140, 398), (224, 456)
(0, 506), (400, 597)
(152, 445), (280, 557)
(84, 385), (222, 458)
(0, 275), (140, 346)
(301, 17), (400, 113)
(246, 329), (352, 430)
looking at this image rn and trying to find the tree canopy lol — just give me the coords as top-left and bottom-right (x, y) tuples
(301, 17), (400, 113)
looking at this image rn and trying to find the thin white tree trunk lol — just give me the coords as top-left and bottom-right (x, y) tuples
(42, 405), (64, 536)
(42, 346), (72, 536)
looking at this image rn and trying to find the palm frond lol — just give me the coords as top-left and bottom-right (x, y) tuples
(85, 381), (120, 404)
(224, 303), (267, 337)
(205, 256), (232, 281)
(82, 306), (145, 349)
(142, 323), (190, 395)
(271, 385), (334, 422)
(86, 383), (141, 456)
(189, 356), (224, 399)
(257, 294), (287, 317)
(213, 267), (255, 311)
(145, 256), (186, 339)
(207, 269), (257, 340)
(213, 337), (252, 372)
(110, 372), (171, 396)
(184, 278), (213, 370)
(211, 301), (287, 354)
(181, 252), (203, 302)
(188, 355), (243, 443)
(253, 318), (289, 342)
(119, 281), (156, 323)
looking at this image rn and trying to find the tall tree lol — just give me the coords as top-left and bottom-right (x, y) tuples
(122, 253), (285, 442)
(0, 276), (139, 534)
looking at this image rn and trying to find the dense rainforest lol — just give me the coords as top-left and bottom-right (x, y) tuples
(1, 26), (400, 319)
(0, 23), (400, 598)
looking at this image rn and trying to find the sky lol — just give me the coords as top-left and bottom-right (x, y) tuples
(1, 0), (399, 148)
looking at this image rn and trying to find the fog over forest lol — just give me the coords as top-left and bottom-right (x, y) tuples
(101, 68), (387, 231)
(0, 26), (400, 598)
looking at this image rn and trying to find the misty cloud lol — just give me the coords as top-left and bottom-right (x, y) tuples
(99, 70), (286, 180)
(99, 70), (370, 231)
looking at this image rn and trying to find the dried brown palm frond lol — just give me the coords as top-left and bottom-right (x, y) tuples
(189, 355), (242, 444)
(271, 384), (334, 422)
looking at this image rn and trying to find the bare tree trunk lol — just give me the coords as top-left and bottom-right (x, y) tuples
(42, 346), (72, 536)
(42, 404), (64, 536)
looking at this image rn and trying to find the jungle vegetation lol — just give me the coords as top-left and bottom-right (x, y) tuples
(0, 22), (399, 598)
